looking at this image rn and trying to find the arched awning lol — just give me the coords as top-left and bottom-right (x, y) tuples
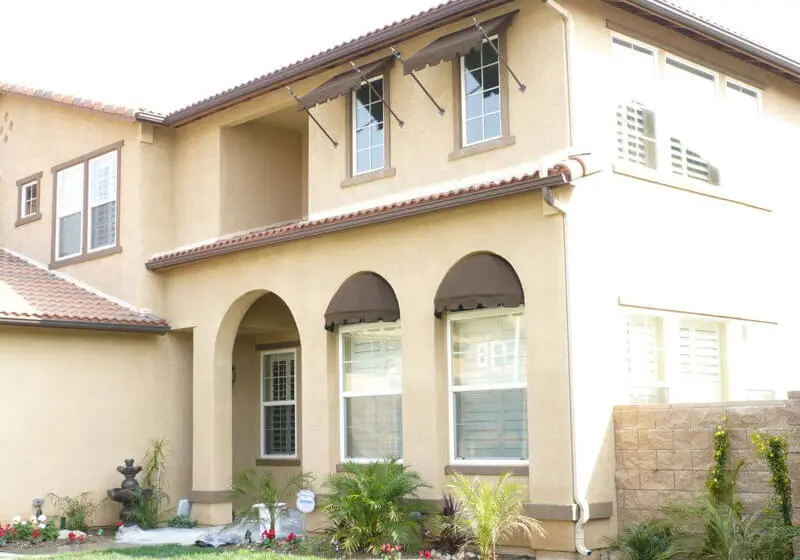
(325, 272), (400, 331)
(434, 253), (524, 318)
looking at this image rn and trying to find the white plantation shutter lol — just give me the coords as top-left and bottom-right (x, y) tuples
(612, 37), (657, 169)
(675, 321), (723, 402)
(670, 138), (719, 183)
(626, 315), (667, 403)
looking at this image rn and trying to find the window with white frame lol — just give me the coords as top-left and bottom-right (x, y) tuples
(340, 323), (402, 461)
(19, 179), (39, 220)
(461, 36), (502, 146)
(448, 309), (527, 463)
(625, 312), (781, 404)
(54, 145), (120, 262)
(352, 77), (385, 175)
(611, 35), (761, 187)
(261, 349), (297, 457)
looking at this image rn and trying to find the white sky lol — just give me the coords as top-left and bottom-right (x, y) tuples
(1, 0), (797, 115)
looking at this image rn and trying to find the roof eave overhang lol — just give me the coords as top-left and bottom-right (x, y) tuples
(608, 0), (800, 84)
(159, 0), (514, 127)
(0, 317), (170, 334)
(146, 172), (570, 271)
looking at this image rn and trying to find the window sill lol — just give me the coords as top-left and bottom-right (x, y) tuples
(50, 245), (122, 270)
(256, 458), (301, 467)
(612, 162), (772, 212)
(341, 167), (396, 188)
(444, 464), (529, 476)
(448, 135), (516, 162)
(15, 213), (42, 227)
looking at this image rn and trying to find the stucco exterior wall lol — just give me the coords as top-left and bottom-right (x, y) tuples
(614, 400), (791, 524)
(0, 327), (193, 525)
(220, 122), (303, 235)
(162, 191), (576, 552)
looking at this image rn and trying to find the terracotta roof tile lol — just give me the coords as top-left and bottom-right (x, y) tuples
(0, 248), (169, 332)
(0, 82), (163, 120)
(147, 153), (596, 270)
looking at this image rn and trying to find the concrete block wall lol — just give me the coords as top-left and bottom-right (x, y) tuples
(614, 400), (794, 524)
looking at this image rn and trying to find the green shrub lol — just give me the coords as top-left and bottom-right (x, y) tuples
(231, 469), (312, 531)
(166, 514), (198, 528)
(449, 472), (544, 560)
(129, 438), (171, 529)
(752, 432), (793, 526)
(607, 519), (673, 560)
(322, 459), (429, 553)
(49, 492), (97, 532)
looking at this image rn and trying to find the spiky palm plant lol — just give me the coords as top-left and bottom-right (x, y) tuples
(322, 459), (429, 554)
(231, 469), (313, 530)
(449, 473), (544, 560)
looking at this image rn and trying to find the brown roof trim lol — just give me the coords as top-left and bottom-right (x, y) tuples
(0, 316), (169, 334)
(146, 171), (572, 271)
(161, 0), (513, 126)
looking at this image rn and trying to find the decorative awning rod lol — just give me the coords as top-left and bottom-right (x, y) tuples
(350, 61), (405, 127)
(286, 86), (338, 148)
(390, 48), (445, 116)
(472, 17), (527, 92)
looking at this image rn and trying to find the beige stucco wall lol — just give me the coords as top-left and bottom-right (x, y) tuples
(0, 327), (193, 525)
(220, 121), (303, 235)
(162, 191), (575, 552)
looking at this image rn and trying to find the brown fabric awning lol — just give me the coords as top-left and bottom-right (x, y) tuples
(297, 56), (395, 111)
(434, 253), (524, 318)
(325, 272), (400, 330)
(403, 10), (518, 75)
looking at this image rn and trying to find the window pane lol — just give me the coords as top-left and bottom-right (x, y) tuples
(464, 67), (482, 95)
(371, 123), (384, 146)
(451, 313), (526, 387)
(483, 64), (499, 91)
(89, 151), (117, 205)
(355, 84), (370, 106)
(370, 145), (384, 170)
(670, 321), (723, 403)
(484, 112), (501, 140)
(355, 150), (371, 174)
(464, 48), (482, 72)
(342, 326), (401, 393)
(90, 201), (116, 249)
(263, 404), (296, 456)
(482, 39), (499, 65)
(56, 164), (84, 217)
(454, 389), (527, 460)
(263, 352), (296, 403)
(352, 78), (385, 175)
(484, 88), (500, 114)
(465, 118), (483, 145)
(465, 93), (483, 119)
(355, 127), (370, 150)
(344, 395), (402, 459)
(58, 213), (82, 258)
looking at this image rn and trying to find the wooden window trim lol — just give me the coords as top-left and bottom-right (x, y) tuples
(50, 140), (123, 269)
(450, 33), (514, 160)
(15, 172), (43, 227)
(342, 73), (395, 188)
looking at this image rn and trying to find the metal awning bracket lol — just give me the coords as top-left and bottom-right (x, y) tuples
(350, 61), (405, 127)
(472, 17), (527, 93)
(391, 47), (445, 116)
(287, 86), (338, 148)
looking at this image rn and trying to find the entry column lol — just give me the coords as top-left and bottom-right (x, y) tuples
(190, 323), (233, 525)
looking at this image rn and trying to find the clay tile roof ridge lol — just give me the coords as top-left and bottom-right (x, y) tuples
(2, 247), (160, 319)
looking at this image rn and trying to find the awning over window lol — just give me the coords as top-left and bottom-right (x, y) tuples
(402, 10), (518, 75)
(434, 253), (524, 318)
(325, 272), (400, 331)
(297, 56), (395, 111)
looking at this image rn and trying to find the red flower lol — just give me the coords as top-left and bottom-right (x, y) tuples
(31, 529), (40, 538)
(68, 532), (76, 542)
(261, 530), (269, 539)
(267, 528), (276, 541)
(286, 532), (297, 543)
(13, 531), (18, 536)
(79, 536), (86, 544)
(116, 521), (123, 528)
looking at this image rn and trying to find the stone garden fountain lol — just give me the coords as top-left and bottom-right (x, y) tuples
(107, 458), (152, 524)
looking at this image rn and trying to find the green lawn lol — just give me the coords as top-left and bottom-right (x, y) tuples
(34, 545), (324, 559)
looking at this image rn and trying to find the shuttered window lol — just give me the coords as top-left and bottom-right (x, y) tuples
(340, 323), (402, 461)
(626, 315), (667, 403)
(448, 309), (527, 462)
(261, 350), (297, 457)
(674, 321), (723, 402)
(611, 34), (760, 188)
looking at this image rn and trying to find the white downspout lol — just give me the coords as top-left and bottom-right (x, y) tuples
(539, 1), (592, 557)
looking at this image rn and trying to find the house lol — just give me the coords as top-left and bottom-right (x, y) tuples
(2, 0), (799, 557)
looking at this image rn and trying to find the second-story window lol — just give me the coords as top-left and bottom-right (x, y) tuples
(53, 143), (121, 264)
(461, 36), (502, 146)
(16, 172), (42, 226)
(611, 35), (761, 188)
(352, 77), (385, 176)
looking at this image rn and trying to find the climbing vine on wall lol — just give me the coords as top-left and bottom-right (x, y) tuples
(707, 422), (732, 503)
(752, 432), (793, 526)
